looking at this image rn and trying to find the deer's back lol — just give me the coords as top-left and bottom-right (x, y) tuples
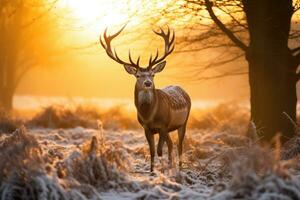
(159, 85), (191, 131)
(161, 86), (191, 110)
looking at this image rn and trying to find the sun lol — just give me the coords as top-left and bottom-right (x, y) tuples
(65, 0), (101, 23)
(60, 0), (133, 28)
(57, 0), (175, 46)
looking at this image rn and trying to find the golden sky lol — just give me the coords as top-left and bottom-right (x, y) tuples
(15, 0), (249, 101)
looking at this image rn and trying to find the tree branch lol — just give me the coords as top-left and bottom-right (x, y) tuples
(217, 6), (248, 30)
(202, 53), (244, 70)
(22, 0), (58, 28)
(204, 0), (248, 52)
(174, 43), (236, 53)
(193, 71), (247, 81)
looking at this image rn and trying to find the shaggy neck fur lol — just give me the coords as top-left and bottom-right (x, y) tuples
(134, 84), (157, 122)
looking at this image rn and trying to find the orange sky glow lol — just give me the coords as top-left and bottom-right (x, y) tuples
(16, 0), (249, 106)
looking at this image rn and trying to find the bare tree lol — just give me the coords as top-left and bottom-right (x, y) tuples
(158, 0), (300, 143)
(0, 0), (60, 110)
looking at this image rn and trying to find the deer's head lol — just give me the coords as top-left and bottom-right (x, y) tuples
(100, 26), (175, 90)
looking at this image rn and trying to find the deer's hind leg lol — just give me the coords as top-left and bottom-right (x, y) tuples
(177, 123), (187, 168)
(165, 133), (173, 166)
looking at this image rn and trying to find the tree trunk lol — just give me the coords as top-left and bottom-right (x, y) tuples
(0, 87), (14, 111)
(247, 52), (297, 143)
(0, 62), (16, 111)
(244, 0), (296, 143)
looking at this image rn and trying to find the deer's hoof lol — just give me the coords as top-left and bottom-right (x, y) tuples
(168, 163), (173, 169)
(179, 161), (183, 169)
(150, 171), (157, 176)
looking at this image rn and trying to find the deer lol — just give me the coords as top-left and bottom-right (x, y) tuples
(100, 26), (191, 172)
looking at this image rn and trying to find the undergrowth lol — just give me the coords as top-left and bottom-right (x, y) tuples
(28, 105), (139, 130)
(1, 102), (300, 199)
(0, 108), (21, 133)
(56, 125), (137, 191)
(210, 129), (300, 200)
(0, 126), (138, 199)
(27, 102), (250, 132)
(0, 126), (68, 200)
(189, 102), (249, 134)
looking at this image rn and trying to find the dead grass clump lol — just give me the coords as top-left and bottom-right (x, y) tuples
(0, 126), (43, 180)
(215, 133), (250, 147)
(81, 132), (132, 170)
(0, 127), (136, 199)
(0, 174), (68, 200)
(184, 136), (215, 164)
(225, 146), (275, 182)
(281, 136), (300, 160)
(183, 136), (202, 152)
(0, 108), (20, 133)
(0, 127), (69, 199)
(61, 136), (138, 191)
(29, 105), (140, 130)
(189, 102), (249, 134)
(73, 137), (127, 189)
(100, 106), (139, 130)
(212, 173), (300, 200)
(29, 105), (97, 129)
(211, 143), (300, 200)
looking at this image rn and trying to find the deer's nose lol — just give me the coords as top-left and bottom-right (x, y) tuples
(144, 80), (152, 87)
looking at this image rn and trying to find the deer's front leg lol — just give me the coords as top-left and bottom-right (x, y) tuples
(145, 130), (155, 172)
(157, 132), (166, 157)
(157, 131), (168, 172)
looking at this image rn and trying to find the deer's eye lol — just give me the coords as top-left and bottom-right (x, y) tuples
(151, 74), (154, 77)
(136, 75), (140, 78)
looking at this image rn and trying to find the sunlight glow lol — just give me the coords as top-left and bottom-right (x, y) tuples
(58, 0), (176, 33)
(60, 0), (132, 29)
(66, 0), (102, 23)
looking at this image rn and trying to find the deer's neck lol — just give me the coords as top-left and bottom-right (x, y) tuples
(134, 85), (157, 123)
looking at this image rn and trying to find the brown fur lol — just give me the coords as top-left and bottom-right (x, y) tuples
(134, 84), (191, 171)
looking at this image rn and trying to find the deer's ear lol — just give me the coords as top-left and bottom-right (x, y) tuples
(123, 64), (137, 75)
(152, 61), (166, 74)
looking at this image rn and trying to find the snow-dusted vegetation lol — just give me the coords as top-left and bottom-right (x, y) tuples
(0, 103), (300, 199)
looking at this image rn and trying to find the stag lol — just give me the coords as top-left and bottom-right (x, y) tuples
(100, 26), (191, 172)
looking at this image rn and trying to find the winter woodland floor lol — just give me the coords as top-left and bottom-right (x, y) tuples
(1, 104), (300, 199)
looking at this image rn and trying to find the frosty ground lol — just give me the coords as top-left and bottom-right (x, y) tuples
(1, 104), (300, 199)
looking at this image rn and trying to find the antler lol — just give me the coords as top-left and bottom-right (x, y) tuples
(148, 27), (175, 69)
(100, 25), (141, 69)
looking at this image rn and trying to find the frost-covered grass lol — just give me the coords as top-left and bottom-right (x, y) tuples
(0, 103), (300, 199)
(28, 105), (139, 130)
(0, 108), (22, 133)
(0, 124), (300, 199)
(26, 102), (249, 132)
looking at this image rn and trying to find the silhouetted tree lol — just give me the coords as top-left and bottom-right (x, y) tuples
(166, 0), (300, 143)
(0, 0), (59, 110)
